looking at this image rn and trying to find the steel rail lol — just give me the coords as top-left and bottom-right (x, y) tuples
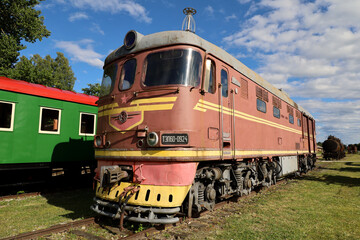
(2, 218), (95, 240)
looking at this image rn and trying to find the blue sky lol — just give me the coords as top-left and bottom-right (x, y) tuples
(21, 0), (360, 144)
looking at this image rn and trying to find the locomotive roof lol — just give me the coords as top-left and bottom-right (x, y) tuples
(0, 77), (98, 106)
(105, 30), (312, 118)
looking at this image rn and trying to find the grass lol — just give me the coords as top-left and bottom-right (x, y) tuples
(213, 155), (360, 240)
(0, 188), (96, 238)
(1, 155), (359, 239)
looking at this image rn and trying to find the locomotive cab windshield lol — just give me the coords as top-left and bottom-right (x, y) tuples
(99, 47), (203, 97)
(100, 64), (117, 97)
(143, 48), (202, 87)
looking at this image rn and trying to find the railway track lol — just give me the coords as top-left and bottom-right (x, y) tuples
(2, 218), (96, 240)
(2, 173), (307, 239)
(121, 176), (300, 239)
(0, 192), (41, 201)
(0, 184), (267, 239)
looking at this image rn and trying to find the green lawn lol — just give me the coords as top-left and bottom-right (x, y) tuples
(1, 155), (359, 240)
(0, 188), (96, 238)
(214, 155), (360, 240)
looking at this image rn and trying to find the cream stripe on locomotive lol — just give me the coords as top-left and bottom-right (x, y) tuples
(98, 97), (178, 117)
(95, 149), (309, 158)
(193, 99), (303, 135)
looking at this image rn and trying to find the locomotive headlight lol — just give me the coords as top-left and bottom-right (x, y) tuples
(124, 30), (137, 49)
(94, 135), (102, 147)
(146, 132), (159, 147)
(124, 30), (143, 50)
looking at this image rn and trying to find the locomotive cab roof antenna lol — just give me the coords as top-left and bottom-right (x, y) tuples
(182, 7), (196, 33)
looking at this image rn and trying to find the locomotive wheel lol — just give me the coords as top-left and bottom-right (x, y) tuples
(243, 171), (252, 195)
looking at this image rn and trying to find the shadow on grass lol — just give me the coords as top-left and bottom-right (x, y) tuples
(303, 174), (360, 187)
(339, 167), (360, 172)
(317, 166), (360, 172)
(42, 186), (97, 220)
(345, 162), (360, 166)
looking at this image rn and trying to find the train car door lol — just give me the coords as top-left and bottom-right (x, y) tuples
(309, 118), (316, 153)
(303, 115), (311, 153)
(219, 67), (232, 159)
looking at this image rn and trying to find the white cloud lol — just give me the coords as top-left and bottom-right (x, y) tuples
(68, 12), (89, 22)
(90, 23), (105, 35)
(238, 0), (251, 4)
(223, 0), (360, 143)
(55, 39), (104, 68)
(225, 14), (237, 22)
(298, 99), (360, 144)
(204, 6), (214, 16)
(63, 0), (152, 23)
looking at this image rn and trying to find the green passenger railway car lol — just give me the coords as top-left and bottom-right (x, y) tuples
(0, 77), (98, 186)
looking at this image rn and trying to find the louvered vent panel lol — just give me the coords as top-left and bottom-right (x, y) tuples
(256, 86), (262, 98)
(240, 78), (248, 99)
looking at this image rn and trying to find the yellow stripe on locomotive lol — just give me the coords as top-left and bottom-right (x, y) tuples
(95, 182), (191, 207)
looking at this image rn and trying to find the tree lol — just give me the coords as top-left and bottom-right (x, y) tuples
(9, 52), (76, 90)
(82, 83), (101, 96)
(0, 0), (50, 73)
(0, 34), (23, 73)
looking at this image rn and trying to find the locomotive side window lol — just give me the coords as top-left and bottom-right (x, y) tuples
(257, 99), (266, 113)
(143, 48), (202, 87)
(79, 112), (96, 136)
(289, 114), (294, 124)
(203, 59), (216, 93)
(221, 69), (228, 97)
(0, 101), (15, 131)
(296, 111), (301, 127)
(119, 59), (136, 90)
(273, 106), (280, 118)
(39, 107), (61, 134)
(100, 63), (118, 97)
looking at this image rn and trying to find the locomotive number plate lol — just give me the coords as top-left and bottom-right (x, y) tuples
(161, 134), (188, 145)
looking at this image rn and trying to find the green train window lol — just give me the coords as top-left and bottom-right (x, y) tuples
(0, 101), (15, 131)
(79, 112), (96, 136)
(39, 107), (61, 134)
(257, 99), (266, 113)
(119, 59), (136, 91)
(273, 106), (280, 118)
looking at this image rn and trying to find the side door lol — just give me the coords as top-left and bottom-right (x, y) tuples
(219, 67), (232, 159)
(303, 115), (311, 153)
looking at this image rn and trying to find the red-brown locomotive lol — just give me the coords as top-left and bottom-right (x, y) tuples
(91, 13), (316, 224)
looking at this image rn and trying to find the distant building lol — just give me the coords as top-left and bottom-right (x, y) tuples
(317, 145), (323, 152)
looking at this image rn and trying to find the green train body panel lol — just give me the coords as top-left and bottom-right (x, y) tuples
(0, 89), (98, 167)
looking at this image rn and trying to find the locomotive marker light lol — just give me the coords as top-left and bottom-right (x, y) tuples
(146, 132), (159, 146)
(94, 135), (103, 147)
